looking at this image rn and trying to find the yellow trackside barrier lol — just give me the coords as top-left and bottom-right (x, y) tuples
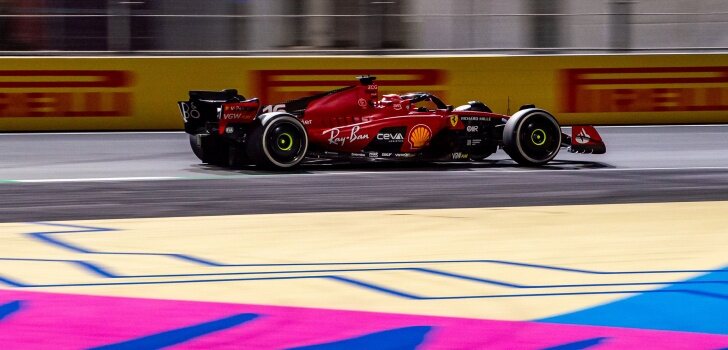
(0, 53), (727, 131)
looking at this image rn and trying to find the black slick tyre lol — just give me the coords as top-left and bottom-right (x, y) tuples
(227, 144), (248, 168)
(189, 134), (228, 165)
(247, 114), (308, 169)
(502, 109), (561, 166)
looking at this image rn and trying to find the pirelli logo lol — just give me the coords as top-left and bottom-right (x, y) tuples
(255, 69), (445, 103)
(562, 67), (728, 113)
(0, 70), (133, 118)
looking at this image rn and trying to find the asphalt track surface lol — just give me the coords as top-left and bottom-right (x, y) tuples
(1, 125), (728, 222)
(1, 126), (728, 348)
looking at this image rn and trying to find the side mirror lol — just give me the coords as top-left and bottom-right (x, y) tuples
(519, 104), (536, 110)
(447, 105), (454, 112)
(357, 76), (376, 85)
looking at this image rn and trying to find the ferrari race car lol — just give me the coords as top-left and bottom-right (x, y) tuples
(177, 76), (605, 169)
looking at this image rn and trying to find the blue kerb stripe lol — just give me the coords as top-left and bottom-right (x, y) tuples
(168, 253), (220, 266)
(90, 313), (259, 350)
(288, 326), (432, 350)
(27, 223), (221, 266)
(542, 337), (609, 350)
(23, 223), (728, 274)
(418, 267), (728, 289)
(328, 276), (423, 299)
(0, 300), (22, 321)
(539, 266), (728, 335)
(416, 267), (522, 288)
(30, 222), (118, 233)
(0, 277), (27, 288)
(74, 261), (116, 278)
(0, 258), (116, 279)
(28, 231), (92, 254)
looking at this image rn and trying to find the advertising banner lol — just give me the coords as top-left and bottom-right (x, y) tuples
(0, 54), (726, 131)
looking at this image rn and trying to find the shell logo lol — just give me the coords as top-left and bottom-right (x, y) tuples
(408, 124), (432, 149)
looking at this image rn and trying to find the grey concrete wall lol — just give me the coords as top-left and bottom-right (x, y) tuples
(151, 0), (728, 52)
(156, 0), (237, 51)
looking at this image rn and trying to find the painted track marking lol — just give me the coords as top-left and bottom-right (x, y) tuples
(2, 201), (727, 321)
(2, 166), (728, 184)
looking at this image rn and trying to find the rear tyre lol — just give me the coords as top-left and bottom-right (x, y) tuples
(503, 109), (561, 166)
(227, 144), (249, 168)
(189, 134), (228, 165)
(247, 114), (308, 169)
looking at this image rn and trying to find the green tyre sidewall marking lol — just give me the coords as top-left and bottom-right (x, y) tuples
(277, 133), (293, 151)
(531, 129), (546, 146)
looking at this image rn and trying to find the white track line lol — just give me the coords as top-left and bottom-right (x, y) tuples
(468, 166), (728, 173)
(4, 165), (728, 183)
(16, 176), (179, 183)
(318, 166), (728, 175)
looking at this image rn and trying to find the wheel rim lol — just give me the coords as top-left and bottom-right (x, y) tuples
(277, 133), (294, 151)
(530, 129), (546, 146)
(264, 120), (306, 165)
(517, 113), (560, 162)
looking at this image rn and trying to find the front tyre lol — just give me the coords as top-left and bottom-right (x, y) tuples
(247, 114), (308, 169)
(503, 109), (561, 166)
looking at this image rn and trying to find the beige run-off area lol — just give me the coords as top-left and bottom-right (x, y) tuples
(1, 200), (726, 320)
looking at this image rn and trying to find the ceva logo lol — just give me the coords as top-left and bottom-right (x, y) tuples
(376, 132), (404, 141)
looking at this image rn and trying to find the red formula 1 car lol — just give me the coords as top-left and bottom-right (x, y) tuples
(178, 76), (605, 169)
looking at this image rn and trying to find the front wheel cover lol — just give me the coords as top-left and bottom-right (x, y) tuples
(503, 109), (561, 166)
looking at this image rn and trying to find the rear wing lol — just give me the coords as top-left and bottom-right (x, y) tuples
(178, 89), (257, 134)
(563, 125), (606, 154)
